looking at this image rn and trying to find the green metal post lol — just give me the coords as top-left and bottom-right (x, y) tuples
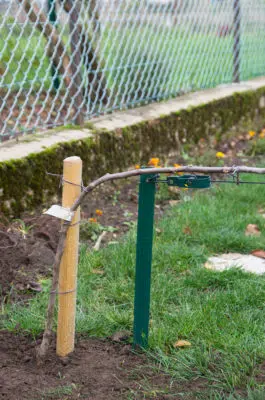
(233, 0), (241, 83)
(48, 0), (60, 90)
(133, 173), (156, 348)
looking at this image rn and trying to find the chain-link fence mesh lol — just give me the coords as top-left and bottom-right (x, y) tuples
(0, 0), (265, 140)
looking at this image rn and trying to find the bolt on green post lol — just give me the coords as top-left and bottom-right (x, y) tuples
(133, 173), (156, 348)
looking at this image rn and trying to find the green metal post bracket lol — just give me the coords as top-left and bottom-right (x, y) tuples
(167, 175), (211, 189)
(133, 173), (156, 348)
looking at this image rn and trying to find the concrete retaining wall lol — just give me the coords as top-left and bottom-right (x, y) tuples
(1, 77), (265, 217)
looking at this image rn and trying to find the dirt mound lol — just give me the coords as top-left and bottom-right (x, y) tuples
(0, 331), (181, 400)
(0, 215), (60, 300)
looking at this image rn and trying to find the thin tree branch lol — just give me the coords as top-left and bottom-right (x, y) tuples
(36, 223), (69, 362)
(70, 166), (265, 213)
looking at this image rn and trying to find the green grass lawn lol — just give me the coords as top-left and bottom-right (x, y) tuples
(3, 172), (265, 398)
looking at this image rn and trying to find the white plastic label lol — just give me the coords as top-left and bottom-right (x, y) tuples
(44, 205), (74, 221)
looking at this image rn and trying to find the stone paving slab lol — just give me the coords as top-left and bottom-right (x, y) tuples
(205, 253), (265, 275)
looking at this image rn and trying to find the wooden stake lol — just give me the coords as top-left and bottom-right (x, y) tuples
(56, 156), (82, 357)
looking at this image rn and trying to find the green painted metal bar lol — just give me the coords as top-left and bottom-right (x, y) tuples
(133, 173), (156, 348)
(233, 0), (241, 83)
(48, 0), (60, 90)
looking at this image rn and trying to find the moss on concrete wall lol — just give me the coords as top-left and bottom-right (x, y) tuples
(1, 87), (265, 217)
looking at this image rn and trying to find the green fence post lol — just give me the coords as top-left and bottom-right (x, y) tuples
(48, 0), (60, 90)
(233, 0), (241, 83)
(133, 173), (156, 348)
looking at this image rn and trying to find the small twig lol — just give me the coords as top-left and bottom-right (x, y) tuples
(112, 374), (124, 386)
(37, 165), (265, 360)
(93, 231), (107, 251)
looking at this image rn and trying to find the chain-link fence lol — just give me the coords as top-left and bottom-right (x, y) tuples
(0, 0), (265, 140)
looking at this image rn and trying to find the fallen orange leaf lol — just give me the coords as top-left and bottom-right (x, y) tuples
(183, 226), (192, 235)
(92, 269), (104, 275)
(251, 250), (265, 259)
(174, 340), (191, 348)
(245, 224), (261, 237)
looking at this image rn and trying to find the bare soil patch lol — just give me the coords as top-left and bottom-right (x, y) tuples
(0, 330), (206, 400)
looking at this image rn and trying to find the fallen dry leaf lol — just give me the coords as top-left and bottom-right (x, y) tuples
(169, 200), (180, 207)
(26, 281), (43, 292)
(251, 250), (265, 259)
(168, 186), (179, 195)
(204, 261), (213, 270)
(174, 340), (191, 348)
(183, 226), (192, 235)
(92, 269), (104, 275)
(245, 224), (261, 237)
(111, 330), (131, 342)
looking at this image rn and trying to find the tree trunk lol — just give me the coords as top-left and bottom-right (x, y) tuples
(19, 0), (109, 111)
(79, 26), (109, 105)
(68, 0), (85, 125)
(17, 0), (72, 88)
(63, 0), (109, 105)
